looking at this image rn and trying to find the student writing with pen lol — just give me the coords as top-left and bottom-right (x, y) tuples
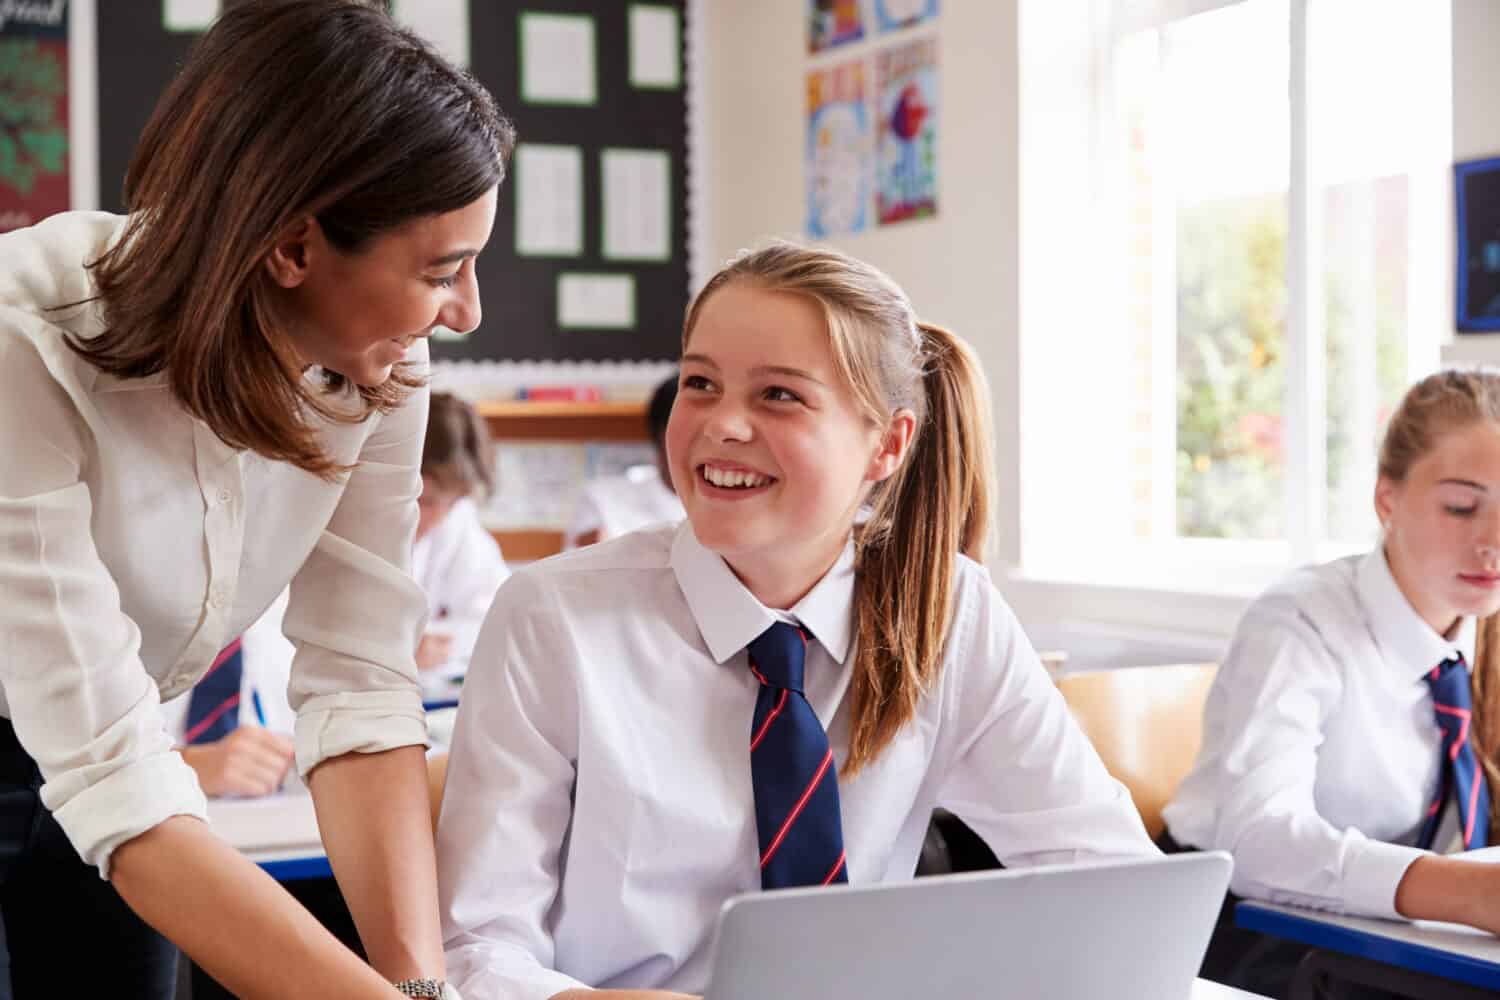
(162, 592), (299, 797)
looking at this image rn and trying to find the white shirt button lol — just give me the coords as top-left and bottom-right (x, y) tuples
(209, 587), (230, 609)
(217, 489), (233, 505)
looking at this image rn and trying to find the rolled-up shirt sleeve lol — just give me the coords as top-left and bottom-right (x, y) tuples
(285, 350), (433, 775)
(0, 324), (207, 877)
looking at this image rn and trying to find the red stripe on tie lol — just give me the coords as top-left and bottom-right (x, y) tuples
(760, 746), (835, 869)
(750, 663), (771, 687)
(183, 692), (240, 744)
(202, 638), (244, 680)
(1427, 798), (1442, 817)
(1466, 769), (1484, 847)
(1435, 703), (1472, 757)
(751, 689), (789, 752)
(822, 849), (846, 885)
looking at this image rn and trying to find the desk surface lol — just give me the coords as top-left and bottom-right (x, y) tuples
(1237, 900), (1500, 991)
(205, 793), (1266, 996)
(207, 790), (331, 880)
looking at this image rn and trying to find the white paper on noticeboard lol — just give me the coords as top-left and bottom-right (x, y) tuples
(163, 0), (219, 32)
(629, 5), (680, 89)
(601, 148), (671, 262)
(558, 273), (635, 330)
(521, 13), (597, 105)
(514, 144), (584, 257)
(392, 0), (470, 68)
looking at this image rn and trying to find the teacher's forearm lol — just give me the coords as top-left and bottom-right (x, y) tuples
(309, 744), (445, 981)
(110, 816), (400, 999)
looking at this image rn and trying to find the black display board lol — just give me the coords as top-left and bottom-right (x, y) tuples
(95, 1), (687, 363)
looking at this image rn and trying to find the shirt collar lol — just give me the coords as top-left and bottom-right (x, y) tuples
(1356, 546), (1476, 682)
(670, 522), (855, 666)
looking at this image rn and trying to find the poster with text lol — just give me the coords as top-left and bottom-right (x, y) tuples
(876, 37), (937, 226)
(806, 60), (869, 239)
(874, 0), (938, 33)
(809, 0), (864, 53)
(0, 0), (68, 234)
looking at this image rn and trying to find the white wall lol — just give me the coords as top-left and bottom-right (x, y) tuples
(1452, 0), (1500, 163)
(699, 0), (1024, 571)
(1443, 0), (1500, 365)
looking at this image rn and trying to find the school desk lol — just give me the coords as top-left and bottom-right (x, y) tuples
(206, 788), (332, 880)
(1237, 899), (1500, 999)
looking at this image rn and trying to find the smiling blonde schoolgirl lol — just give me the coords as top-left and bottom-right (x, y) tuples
(436, 242), (1156, 1000)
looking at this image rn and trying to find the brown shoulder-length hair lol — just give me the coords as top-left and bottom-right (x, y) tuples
(683, 242), (996, 776)
(70, 0), (514, 479)
(1380, 368), (1500, 842)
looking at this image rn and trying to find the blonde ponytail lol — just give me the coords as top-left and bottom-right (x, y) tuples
(845, 323), (995, 775)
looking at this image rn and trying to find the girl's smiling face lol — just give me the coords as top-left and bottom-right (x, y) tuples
(667, 281), (911, 608)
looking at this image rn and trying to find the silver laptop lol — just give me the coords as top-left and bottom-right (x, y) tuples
(704, 852), (1232, 1000)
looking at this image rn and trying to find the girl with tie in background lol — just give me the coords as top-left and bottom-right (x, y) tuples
(1163, 369), (1500, 998)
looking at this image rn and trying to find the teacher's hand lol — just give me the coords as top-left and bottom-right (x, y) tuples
(181, 726), (296, 798)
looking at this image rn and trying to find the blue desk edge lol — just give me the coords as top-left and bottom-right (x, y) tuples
(1236, 901), (1500, 990)
(259, 856), (334, 881)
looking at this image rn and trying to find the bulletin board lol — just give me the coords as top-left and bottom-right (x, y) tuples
(94, 0), (688, 364)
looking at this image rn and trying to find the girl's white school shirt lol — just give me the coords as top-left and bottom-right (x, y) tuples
(437, 522), (1156, 1000)
(410, 497), (510, 682)
(0, 211), (431, 875)
(1162, 546), (1475, 919)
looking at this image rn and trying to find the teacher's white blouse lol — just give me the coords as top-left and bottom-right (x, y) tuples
(0, 211), (431, 873)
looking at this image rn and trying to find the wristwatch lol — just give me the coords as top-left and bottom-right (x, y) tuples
(393, 979), (462, 1000)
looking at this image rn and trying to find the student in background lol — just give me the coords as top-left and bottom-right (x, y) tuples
(563, 374), (685, 549)
(437, 242), (1155, 999)
(414, 393), (510, 688)
(1162, 369), (1500, 998)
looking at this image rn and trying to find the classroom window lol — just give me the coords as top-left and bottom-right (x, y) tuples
(1019, 0), (1448, 594)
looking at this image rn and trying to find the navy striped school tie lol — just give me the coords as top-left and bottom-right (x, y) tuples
(747, 621), (849, 889)
(184, 639), (244, 745)
(1417, 654), (1491, 851)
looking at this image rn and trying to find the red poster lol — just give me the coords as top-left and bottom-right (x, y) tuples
(0, 0), (70, 234)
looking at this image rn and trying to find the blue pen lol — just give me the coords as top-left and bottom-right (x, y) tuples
(251, 689), (268, 727)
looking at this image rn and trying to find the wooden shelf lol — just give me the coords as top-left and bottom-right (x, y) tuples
(478, 399), (653, 561)
(490, 528), (566, 563)
(478, 400), (649, 442)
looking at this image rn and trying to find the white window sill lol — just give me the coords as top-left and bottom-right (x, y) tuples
(995, 568), (1252, 667)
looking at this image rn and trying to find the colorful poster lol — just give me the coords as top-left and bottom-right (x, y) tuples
(874, 0), (938, 33)
(876, 38), (937, 226)
(0, 0), (69, 234)
(806, 60), (869, 239)
(809, 0), (864, 54)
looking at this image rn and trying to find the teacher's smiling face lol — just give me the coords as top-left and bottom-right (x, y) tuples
(264, 186), (498, 387)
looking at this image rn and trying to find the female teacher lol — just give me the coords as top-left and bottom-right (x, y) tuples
(0, 2), (510, 998)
